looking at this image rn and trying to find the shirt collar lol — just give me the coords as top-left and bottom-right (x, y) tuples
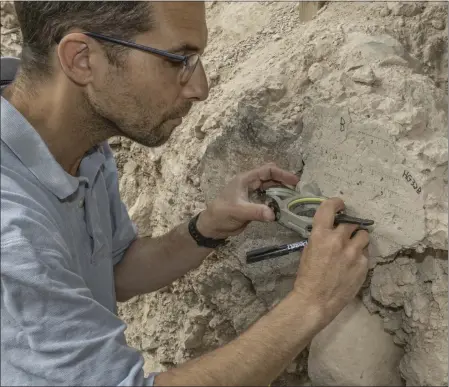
(1, 96), (82, 199)
(1, 95), (107, 201)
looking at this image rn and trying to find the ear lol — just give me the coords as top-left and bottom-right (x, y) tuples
(56, 32), (97, 86)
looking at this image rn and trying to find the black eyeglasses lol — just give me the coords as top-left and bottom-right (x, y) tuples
(82, 31), (201, 84)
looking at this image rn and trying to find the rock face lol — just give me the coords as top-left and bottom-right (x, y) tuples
(367, 252), (448, 387)
(1, 1), (21, 56)
(2, 1), (447, 386)
(308, 298), (404, 386)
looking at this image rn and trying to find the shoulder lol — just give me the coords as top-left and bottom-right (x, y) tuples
(1, 142), (67, 253)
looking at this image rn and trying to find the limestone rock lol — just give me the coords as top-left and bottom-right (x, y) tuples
(387, 2), (425, 17)
(128, 189), (154, 237)
(181, 322), (206, 349)
(431, 19), (445, 31)
(308, 62), (328, 83)
(351, 65), (376, 85)
(141, 335), (159, 351)
(123, 160), (138, 175)
(308, 298), (404, 386)
(108, 136), (122, 146)
(297, 1), (326, 22)
(370, 254), (448, 386)
(379, 7), (391, 17)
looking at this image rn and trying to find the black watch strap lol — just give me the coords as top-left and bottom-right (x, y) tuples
(188, 212), (229, 249)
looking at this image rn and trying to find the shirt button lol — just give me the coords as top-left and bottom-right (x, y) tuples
(78, 198), (85, 208)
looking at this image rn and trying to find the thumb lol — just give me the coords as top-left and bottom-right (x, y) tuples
(236, 202), (276, 222)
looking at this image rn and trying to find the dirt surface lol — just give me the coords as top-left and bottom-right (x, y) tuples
(2, 1), (447, 385)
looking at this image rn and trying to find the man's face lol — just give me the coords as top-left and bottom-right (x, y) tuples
(88, 2), (209, 147)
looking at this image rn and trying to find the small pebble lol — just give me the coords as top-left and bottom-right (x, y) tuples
(194, 128), (206, 140)
(109, 136), (121, 146)
(192, 177), (200, 187)
(123, 160), (138, 175)
(307, 62), (327, 83)
(431, 19), (445, 30)
(209, 71), (219, 81)
(379, 7), (391, 17)
(286, 362), (297, 374)
(351, 65), (376, 85)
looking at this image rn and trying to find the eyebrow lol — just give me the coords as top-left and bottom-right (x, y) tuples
(168, 43), (201, 54)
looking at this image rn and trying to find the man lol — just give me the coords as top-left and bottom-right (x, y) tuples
(1, 2), (370, 386)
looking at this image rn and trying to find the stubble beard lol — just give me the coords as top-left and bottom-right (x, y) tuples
(122, 102), (193, 148)
(88, 84), (193, 148)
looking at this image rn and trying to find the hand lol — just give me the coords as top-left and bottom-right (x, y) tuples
(197, 163), (300, 239)
(293, 197), (370, 326)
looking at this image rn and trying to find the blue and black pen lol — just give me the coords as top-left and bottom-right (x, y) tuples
(246, 239), (308, 264)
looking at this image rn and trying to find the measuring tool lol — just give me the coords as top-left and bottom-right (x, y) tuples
(246, 185), (374, 264)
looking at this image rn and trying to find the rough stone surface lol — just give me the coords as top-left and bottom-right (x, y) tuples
(366, 251), (448, 387)
(351, 65), (377, 85)
(0, 1), (21, 56)
(308, 298), (404, 386)
(387, 2), (425, 17)
(2, 1), (447, 386)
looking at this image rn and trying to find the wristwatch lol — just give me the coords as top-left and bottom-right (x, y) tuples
(188, 212), (229, 249)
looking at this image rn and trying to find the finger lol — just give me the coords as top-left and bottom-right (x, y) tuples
(348, 229), (370, 251)
(260, 180), (284, 190)
(232, 202), (275, 222)
(312, 197), (345, 230)
(334, 223), (360, 240)
(240, 164), (299, 190)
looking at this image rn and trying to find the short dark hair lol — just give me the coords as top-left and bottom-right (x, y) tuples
(14, 1), (153, 77)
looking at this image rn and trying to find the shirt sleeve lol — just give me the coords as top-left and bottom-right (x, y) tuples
(100, 141), (138, 265)
(1, 236), (159, 386)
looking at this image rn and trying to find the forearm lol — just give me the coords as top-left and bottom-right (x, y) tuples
(154, 290), (324, 386)
(114, 218), (213, 301)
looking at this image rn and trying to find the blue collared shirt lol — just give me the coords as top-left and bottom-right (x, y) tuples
(1, 66), (157, 385)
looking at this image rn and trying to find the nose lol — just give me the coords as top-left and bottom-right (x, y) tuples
(181, 60), (209, 102)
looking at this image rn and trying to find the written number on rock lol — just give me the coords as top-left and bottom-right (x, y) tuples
(403, 170), (422, 195)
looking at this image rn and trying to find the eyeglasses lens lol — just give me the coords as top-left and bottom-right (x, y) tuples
(181, 54), (200, 84)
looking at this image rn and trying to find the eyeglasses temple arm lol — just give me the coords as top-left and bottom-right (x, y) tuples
(83, 32), (187, 63)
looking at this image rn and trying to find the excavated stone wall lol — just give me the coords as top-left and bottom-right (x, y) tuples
(2, 1), (447, 385)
